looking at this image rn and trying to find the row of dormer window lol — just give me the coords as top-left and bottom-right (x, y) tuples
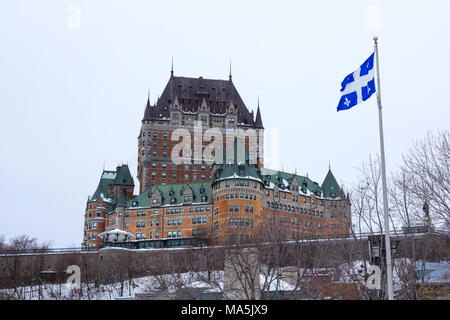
(266, 202), (324, 217)
(225, 193), (257, 201)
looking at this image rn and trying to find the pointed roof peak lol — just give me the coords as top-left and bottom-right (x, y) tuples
(255, 101), (264, 129)
(322, 169), (341, 198)
(146, 90), (151, 108)
(114, 164), (134, 186)
(116, 188), (128, 207)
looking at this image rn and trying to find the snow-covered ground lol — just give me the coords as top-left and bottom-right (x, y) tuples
(2, 259), (447, 300)
(0, 269), (295, 300)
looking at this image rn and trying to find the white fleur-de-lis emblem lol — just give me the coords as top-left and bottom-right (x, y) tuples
(344, 97), (351, 106)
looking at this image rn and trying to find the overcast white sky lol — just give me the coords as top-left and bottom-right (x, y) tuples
(0, 1), (448, 247)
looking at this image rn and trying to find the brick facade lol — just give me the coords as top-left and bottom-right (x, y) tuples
(82, 73), (351, 249)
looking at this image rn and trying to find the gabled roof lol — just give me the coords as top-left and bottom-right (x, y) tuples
(128, 181), (213, 209)
(142, 75), (256, 126)
(321, 169), (342, 198)
(260, 168), (322, 194)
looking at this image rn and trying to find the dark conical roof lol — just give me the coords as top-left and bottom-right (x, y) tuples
(143, 96), (153, 121)
(321, 168), (341, 198)
(255, 105), (264, 129)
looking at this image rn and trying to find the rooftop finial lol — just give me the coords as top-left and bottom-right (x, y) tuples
(329, 159), (331, 171)
(171, 55), (174, 77)
(229, 60), (232, 82)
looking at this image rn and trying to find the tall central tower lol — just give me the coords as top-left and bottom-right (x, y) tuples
(137, 71), (264, 193)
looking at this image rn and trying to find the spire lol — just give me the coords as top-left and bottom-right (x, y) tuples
(171, 55), (174, 77)
(143, 90), (153, 121)
(229, 60), (232, 82)
(255, 99), (264, 128)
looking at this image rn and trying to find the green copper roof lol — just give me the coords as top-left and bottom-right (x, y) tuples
(214, 163), (262, 182)
(321, 169), (341, 198)
(90, 170), (116, 201)
(116, 188), (128, 207)
(260, 168), (322, 194)
(128, 181), (213, 208)
(114, 164), (134, 186)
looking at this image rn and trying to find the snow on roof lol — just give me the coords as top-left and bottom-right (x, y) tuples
(102, 172), (116, 179)
(100, 193), (112, 203)
(99, 228), (134, 241)
(215, 173), (263, 184)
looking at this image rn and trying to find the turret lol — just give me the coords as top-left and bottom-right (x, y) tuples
(113, 164), (135, 199)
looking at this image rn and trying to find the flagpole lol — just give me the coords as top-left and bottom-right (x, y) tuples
(373, 36), (394, 300)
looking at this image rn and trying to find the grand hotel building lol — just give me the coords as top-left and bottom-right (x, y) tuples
(82, 70), (351, 249)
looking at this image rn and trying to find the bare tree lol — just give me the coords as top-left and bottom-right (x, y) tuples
(390, 170), (423, 229)
(351, 154), (387, 234)
(399, 129), (450, 230)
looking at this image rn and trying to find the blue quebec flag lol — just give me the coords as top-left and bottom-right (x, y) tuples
(337, 53), (376, 111)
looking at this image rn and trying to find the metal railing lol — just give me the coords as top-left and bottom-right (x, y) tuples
(0, 246), (98, 256)
(0, 229), (447, 256)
